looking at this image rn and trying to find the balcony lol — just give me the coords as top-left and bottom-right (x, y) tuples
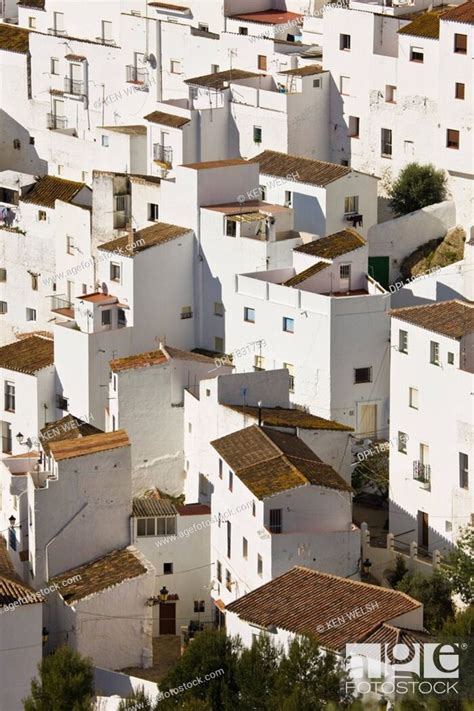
(95, 36), (116, 46)
(153, 143), (173, 166)
(345, 213), (363, 228)
(47, 113), (68, 130)
(126, 65), (148, 86)
(413, 461), (431, 489)
(48, 27), (68, 36)
(64, 77), (84, 96)
(50, 295), (74, 319)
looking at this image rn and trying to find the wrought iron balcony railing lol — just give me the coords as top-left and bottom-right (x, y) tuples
(413, 460), (431, 486)
(47, 113), (68, 130)
(153, 144), (173, 165)
(64, 77), (84, 95)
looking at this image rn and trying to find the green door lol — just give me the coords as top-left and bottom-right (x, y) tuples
(368, 256), (390, 290)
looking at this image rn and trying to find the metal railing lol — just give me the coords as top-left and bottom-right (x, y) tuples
(413, 461), (431, 486)
(47, 113), (68, 130)
(64, 77), (84, 95)
(50, 295), (72, 311)
(153, 144), (173, 165)
(126, 65), (148, 84)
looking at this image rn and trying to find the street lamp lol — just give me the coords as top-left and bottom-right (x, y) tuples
(16, 432), (24, 445)
(159, 586), (169, 602)
(8, 515), (16, 528)
(362, 558), (372, 577)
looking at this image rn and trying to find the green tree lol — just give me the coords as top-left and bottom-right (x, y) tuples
(118, 687), (153, 710)
(236, 633), (282, 710)
(352, 448), (389, 501)
(396, 571), (454, 632)
(442, 527), (474, 605)
(389, 554), (409, 588)
(272, 635), (350, 711)
(157, 628), (241, 710)
(389, 163), (447, 216)
(23, 646), (94, 711)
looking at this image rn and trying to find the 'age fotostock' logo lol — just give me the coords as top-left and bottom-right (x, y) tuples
(345, 642), (463, 697)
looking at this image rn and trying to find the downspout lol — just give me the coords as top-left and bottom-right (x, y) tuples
(44, 502), (88, 582)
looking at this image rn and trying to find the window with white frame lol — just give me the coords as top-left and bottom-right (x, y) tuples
(253, 126), (262, 144)
(340, 34), (351, 51)
(66, 235), (75, 255)
(254, 355), (265, 371)
(170, 59), (182, 74)
(430, 341), (440, 365)
(399, 329), (408, 354)
(101, 309), (111, 326)
(148, 203), (159, 222)
(409, 387), (419, 409)
(101, 20), (113, 42)
(244, 307), (255, 323)
(283, 316), (294, 333)
(110, 262), (121, 283)
(26, 308), (37, 321)
(340, 75), (350, 95)
(381, 128), (392, 157)
(410, 46), (424, 63)
(344, 195), (359, 214)
(101, 134), (109, 147)
(348, 116), (360, 138)
(0, 301), (7, 314)
(51, 58), (59, 75)
(398, 431), (408, 454)
(385, 85), (397, 103)
(283, 363), (295, 392)
(4, 382), (15, 412)
(180, 305), (193, 319)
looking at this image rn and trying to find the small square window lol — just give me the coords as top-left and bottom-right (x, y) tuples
(398, 432), (408, 454)
(198, 23), (209, 32)
(211, 64), (219, 74)
(447, 129), (460, 149)
(340, 75), (350, 95)
(283, 317), (294, 333)
(180, 305), (193, 319)
(101, 135), (109, 147)
(399, 329), (408, 354)
(26, 308), (37, 321)
(254, 355), (265, 371)
(348, 116), (360, 138)
(110, 262), (121, 283)
(340, 33), (351, 51)
(163, 562), (173, 575)
(344, 195), (359, 214)
(56, 394), (68, 411)
(430, 341), (440, 365)
(385, 85), (397, 103)
(214, 301), (224, 316)
(410, 46), (424, 63)
(0, 301), (7, 314)
(101, 309), (111, 326)
(206, 388), (211, 397)
(29, 17), (36, 29)
(313, 78), (321, 88)
(38, 210), (47, 221)
(258, 55), (267, 71)
(194, 600), (205, 612)
(447, 352), (454, 365)
(51, 58), (59, 75)
(253, 126), (262, 144)
(225, 218), (237, 237)
(409, 387), (418, 409)
(0, 268), (6, 282)
(454, 33), (467, 54)
(244, 307), (255, 323)
(239, 27), (248, 35)
(148, 203), (159, 222)
(455, 83), (465, 100)
(214, 336), (224, 352)
(170, 59), (181, 74)
(117, 308), (126, 326)
(354, 367), (372, 384)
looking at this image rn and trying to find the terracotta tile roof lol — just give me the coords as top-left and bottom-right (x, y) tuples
(110, 345), (214, 373)
(164, 346), (216, 364)
(144, 111), (190, 128)
(226, 405), (353, 431)
(18, 0), (45, 7)
(184, 69), (261, 90)
(226, 566), (422, 651)
(279, 64), (325, 77)
(284, 261), (329, 287)
(250, 150), (351, 187)
(0, 24), (30, 54)
(21, 175), (87, 208)
(229, 10), (303, 25)
(182, 159), (249, 170)
(51, 547), (149, 604)
(211, 425), (352, 499)
(40, 415), (102, 456)
(176, 503), (211, 516)
(390, 300), (474, 339)
(101, 125), (147, 135)
(0, 537), (43, 608)
(132, 498), (178, 517)
(441, 1), (474, 24)
(295, 229), (366, 259)
(64, 54), (87, 61)
(0, 335), (54, 375)
(149, 1), (190, 11)
(48, 430), (130, 461)
(79, 292), (114, 303)
(361, 623), (429, 647)
(398, 11), (444, 39)
(98, 222), (190, 255)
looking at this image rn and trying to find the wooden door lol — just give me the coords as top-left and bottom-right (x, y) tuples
(418, 511), (429, 549)
(358, 404), (377, 437)
(159, 602), (176, 635)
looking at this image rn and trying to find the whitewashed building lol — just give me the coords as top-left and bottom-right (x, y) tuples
(389, 299), (473, 554)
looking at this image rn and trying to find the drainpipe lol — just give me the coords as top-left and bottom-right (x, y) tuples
(44, 502), (88, 583)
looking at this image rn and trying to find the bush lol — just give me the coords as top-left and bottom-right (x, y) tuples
(396, 570), (454, 632)
(389, 163), (447, 216)
(23, 646), (94, 711)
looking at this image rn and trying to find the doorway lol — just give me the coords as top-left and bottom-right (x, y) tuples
(159, 602), (176, 635)
(358, 403), (377, 437)
(418, 511), (429, 549)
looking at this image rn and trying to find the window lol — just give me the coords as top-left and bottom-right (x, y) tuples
(0, 301), (7, 314)
(409, 387), (419, 409)
(163, 562), (173, 575)
(198, 23), (209, 31)
(344, 195), (359, 214)
(430, 341), (440, 365)
(214, 302), (224, 317)
(194, 600), (205, 613)
(313, 78), (322, 88)
(454, 33), (467, 54)
(2, 421), (12, 454)
(354, 367), (372, 384)
(216, 560), (222, 582)
(0, 268), (6, 282)
(181, 306), (193, 319)
(284, 190), (292, 207)
(82, 172), (87, 183)
(218, 458), (223, 479)
(188, 422), (192, 433)
(206, 389), (211, 397)
(459, 453), (469, 489)
(341, 159), (349, 167)
(30, 274), (38, 290)
(30, 136), (35, 146)
(244, 307), (255, 323)
(148, 203), (159, 221)
(254, 355), (265, 371)
(385, 85), (397, 103)
(398, 431), (408, 454)
(410, 46), (424, 63)
(101, 20), (113, 41)
(26, 308), (37, 321)
(448, 352), (454, 365)
(118, 308), (126, 326)
(447, 129), (460, 149)
(340, 33), (351, 51)
(56, 394), (68, 411)
(228, 470), (233, 492)
(340, 264), (351, 280)
(283, 317), (294, 333)
(381, 128), (392, 157)
(101, 309), (111, 326)
(239, 26), (248, 35)
(455, 83), (465, 100)
(101, 134), (109, 148)
(259, 185), (266, 201)
(348, 116), (360, 138)
(283, 363), (294, 392)
(110, 262), (121, 283)
(258, 55), (267, 71)
(13, 139), (21, 150)
(157, 517), (177, 535)
(257, 554), (263, 576)
(252, 501), (256, 517)
(399, 329), (408, 354)
(51, 58), (59, 75)
(38, 210), (47, 221)
(4, 382), (15, 413)
(446, 520), (453, 533)
(253, 126), (262, 144)
(57, 165), (63, 176)
(66, 235), (75, 255)
(340, 75), (350, 95)
(226, 520), (231, 558)
(137, 518), (156, 536)
(225, 218), (237, 237)
(29, 16), (36, 28)
(53, 11), (64, 32)
(211, 64), (219, 74)
(215, 336), (224, 352)
(242, 537), (248, 559)
(225, 569), (232, 591)
(170, 59), (181, 74)
(269, 508), (282, 533)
